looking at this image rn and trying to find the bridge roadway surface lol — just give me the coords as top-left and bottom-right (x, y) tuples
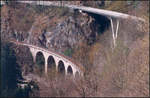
(10, 40), (84, 75)
(14, 1), (145, 22)
(1, 1), (145, 22)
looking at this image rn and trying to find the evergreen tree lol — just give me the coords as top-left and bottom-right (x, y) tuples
(0, 42), (22, 97)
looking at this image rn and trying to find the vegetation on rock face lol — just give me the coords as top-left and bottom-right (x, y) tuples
(1, 41), (22, 97)
(11, 45), (34, 76)
(63, 48), (74, 57)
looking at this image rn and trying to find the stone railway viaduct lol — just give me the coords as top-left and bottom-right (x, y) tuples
(10, 41), (84, 77)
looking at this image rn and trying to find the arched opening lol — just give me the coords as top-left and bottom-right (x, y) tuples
(87, 12), (110, 34)
(67, 66), (73, 75)
(58, 60), (65, 75)
(75, 71), (80, 78)
(47, 56), (56, 74)
(35, 51), (45, 74)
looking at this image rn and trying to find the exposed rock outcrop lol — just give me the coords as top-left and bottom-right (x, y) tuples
(27, 6), (100, 52)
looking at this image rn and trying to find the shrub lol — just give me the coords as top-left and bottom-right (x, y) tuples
(63, 48), (73, 57)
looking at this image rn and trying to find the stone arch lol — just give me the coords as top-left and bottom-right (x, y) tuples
(47, 56), (56, 71)
(58, 60), (65, 75)
(35, 51), (45, 72)
(75, 71), (80, 78)
(67, 66), (73, 75)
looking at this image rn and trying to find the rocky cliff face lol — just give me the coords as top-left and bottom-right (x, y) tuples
(30, 10), (99, 52)
(1, 4), (100, 53)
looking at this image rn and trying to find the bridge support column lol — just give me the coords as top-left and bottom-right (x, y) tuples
(54, 59), (59, 72)
(109, 17), (120, 49)
(65, 64), (68, 75)
(44, 55), (49, 75)
(45, 61), (48, 75)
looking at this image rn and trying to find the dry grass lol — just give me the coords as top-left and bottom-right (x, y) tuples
(1, 4), (35, 32)
(106, 1), (128, 12)
(92, 34), (149, 97)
